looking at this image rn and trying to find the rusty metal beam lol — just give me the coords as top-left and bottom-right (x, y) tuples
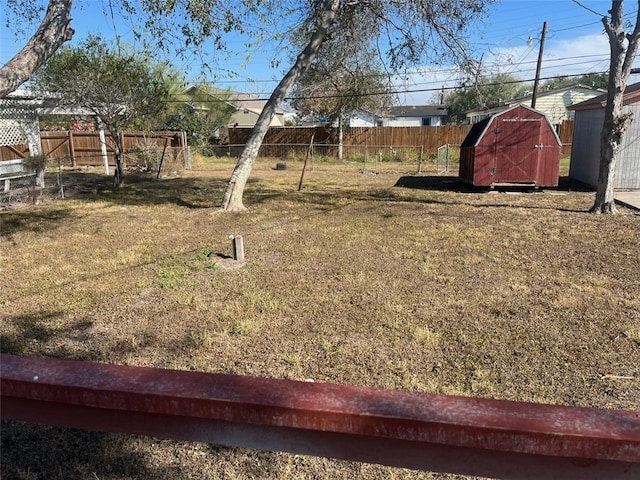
(1, 354), (639, 479)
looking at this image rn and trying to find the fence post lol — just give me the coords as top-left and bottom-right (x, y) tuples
(68, 130), (77, 168)
(98, 123), (109, 175)
(182, 132), (191, 169)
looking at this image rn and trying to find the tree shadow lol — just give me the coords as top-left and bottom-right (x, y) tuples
(394, 175), (594, 194)
(58, 171), (229, 209)
(0, 208), (76, 243)
(0, 310), (157, 363)
(0, 422), (184, 479)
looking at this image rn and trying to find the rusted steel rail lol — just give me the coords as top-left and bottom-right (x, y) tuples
(1, 354), (639, 479)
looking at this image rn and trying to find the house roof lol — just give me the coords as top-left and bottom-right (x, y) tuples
(568, 82), (640, 111)
(383, 104), (447, 118)
(466, 84), (605, 116)
(509, 84), (604, 106)
(184, 85), (284, 114)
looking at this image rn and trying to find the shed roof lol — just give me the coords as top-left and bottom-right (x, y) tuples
(460, 117), (491, 148)
(461, 104), (561, 148)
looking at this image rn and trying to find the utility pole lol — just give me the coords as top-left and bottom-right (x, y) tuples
(531, 21), (548, 109)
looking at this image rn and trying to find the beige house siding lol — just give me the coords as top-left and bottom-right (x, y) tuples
(229, 108), (284, 128)
(183, 85), (285, 129)
(532, 89), (603, 124)
(466, 85), (604, 125)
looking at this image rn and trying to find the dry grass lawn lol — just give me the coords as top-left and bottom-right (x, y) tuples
(1, 157), (639, 479)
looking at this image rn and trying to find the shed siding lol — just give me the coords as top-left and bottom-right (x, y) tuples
(459, 105), (560, 187)
(617, 104), (640, 189)
(569, 109), (604, 188)
(570, 103), (640, 190)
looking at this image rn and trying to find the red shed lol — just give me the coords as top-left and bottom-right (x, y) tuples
(459, 105), (561, 187)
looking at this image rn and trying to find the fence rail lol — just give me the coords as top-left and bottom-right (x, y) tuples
(1, 354), (638, 479)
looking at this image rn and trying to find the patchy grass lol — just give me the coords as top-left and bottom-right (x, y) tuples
(1, 158), (639, 479)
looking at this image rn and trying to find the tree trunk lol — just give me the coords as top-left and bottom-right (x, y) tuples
(220, 0), (341, 211)
(108, 126), (125, 188)
(591, 0), (640, 214)
(0, 0), (74, 97)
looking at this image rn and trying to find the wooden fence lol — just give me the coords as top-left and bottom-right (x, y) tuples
(0, 122), (575, 165)
(226, 122), (575, 159)
(0, 131), (188, 166)
(226, 125), (474, 158)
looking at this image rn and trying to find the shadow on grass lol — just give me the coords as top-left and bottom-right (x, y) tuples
(0, 421), (176, 479)
(1, 172), (233, 237)
(0, 208), (77, 243)
(0, 311), (156, 363)
(394, 175), (594, 194)
(59, 171), (230, 209)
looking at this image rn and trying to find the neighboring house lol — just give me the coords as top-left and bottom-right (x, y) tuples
(568, 82), (640, 190)
(378, 105), (447, 127)
(347, 109), (379, 127)
(340, 105), (447, 127)
(183, 86), (285, 129)
(466, 85), (605, 126)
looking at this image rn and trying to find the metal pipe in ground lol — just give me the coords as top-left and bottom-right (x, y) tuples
(231, 235), (244, 262)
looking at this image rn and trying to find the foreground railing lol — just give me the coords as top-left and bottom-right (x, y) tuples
(1, 354), (639, 479)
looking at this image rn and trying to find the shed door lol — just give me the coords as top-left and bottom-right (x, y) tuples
(492, 118), (541, 183)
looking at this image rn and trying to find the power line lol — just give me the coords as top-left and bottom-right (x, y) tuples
(157, 70), (608, 105)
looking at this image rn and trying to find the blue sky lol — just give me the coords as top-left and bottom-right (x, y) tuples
(1, 1), (639, 104)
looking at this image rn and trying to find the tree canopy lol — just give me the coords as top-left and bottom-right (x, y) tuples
(31, 36), (176, 186)
(289, 21), (393, 125)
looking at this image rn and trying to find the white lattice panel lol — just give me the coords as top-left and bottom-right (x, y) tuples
(1, 122), (29, 146)
(0, 96), (41, 151)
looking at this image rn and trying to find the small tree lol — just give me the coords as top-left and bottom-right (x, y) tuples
(32, 36), (174, 187)
(590, 0), (640, 214)
(164, 87), (235, 149)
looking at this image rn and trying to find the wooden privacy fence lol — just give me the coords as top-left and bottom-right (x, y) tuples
(41, 130), (188, 167)
(226, 125), (473, 159)
(226, 122), (575, 159)
(0, 131), (188, 167)
(558, 119), (575, 156)
(1, 354), (639, 479)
